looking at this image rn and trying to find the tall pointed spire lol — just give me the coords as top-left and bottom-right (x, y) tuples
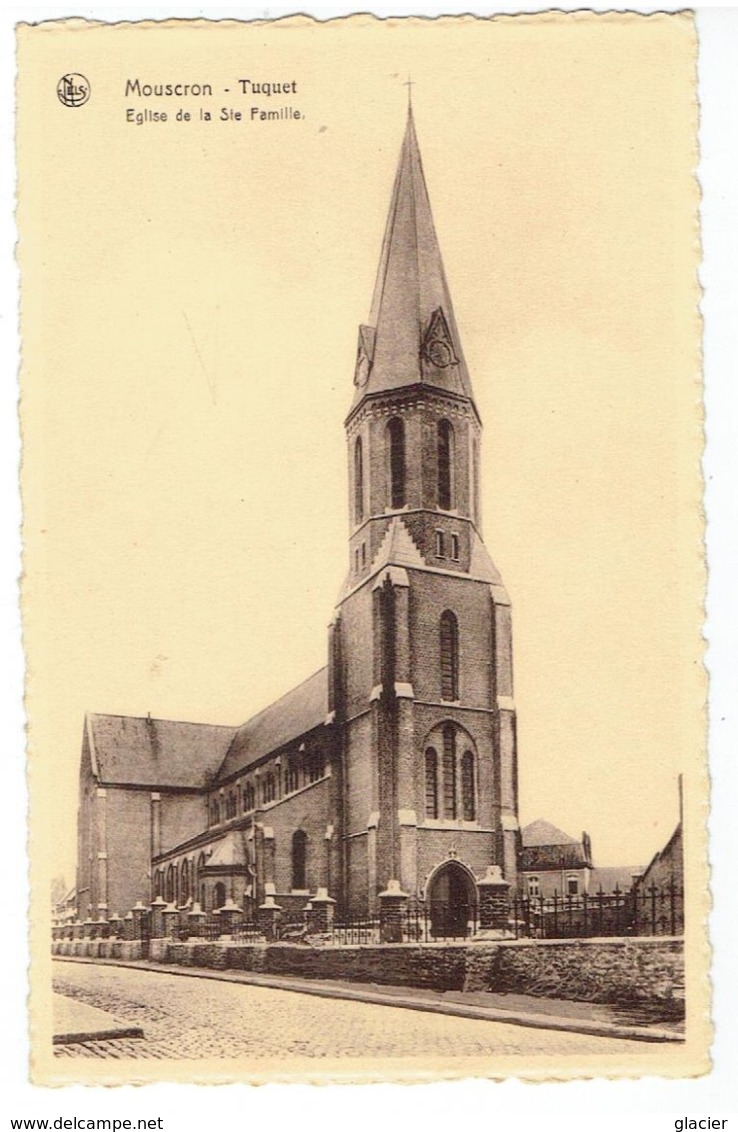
(351, 108), (475, 410)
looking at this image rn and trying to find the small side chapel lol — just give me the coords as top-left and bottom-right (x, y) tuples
(75, 108), (520, 934)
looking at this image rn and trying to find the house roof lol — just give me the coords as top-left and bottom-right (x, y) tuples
(521, 820), (579, 848)
(520, 844), (590, 872)
(350, 108), (475, 413)
(87, 713), (237, 789)
(216, 667), (329, 783)
(589, 866), (643, 894)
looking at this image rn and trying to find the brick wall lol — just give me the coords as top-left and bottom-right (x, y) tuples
(409, 573), (494, 708)
(265, 778), (332, 895)
(106, 789), (152, 916)
(159, 794), (206, 857)
(344, 713), (374, 836)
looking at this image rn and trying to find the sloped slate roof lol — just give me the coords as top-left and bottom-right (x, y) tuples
(216, 667), (328, 783)
(589, 866), (643, 893)
(521, 820), (579, 848)
(350, 108), (475, 412)
(520, 844), (589, 871)
(204, 831), (251, 869)
(87, 713), (237, 789)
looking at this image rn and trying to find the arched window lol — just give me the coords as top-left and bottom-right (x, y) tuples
(165, 864), (175, 904)
(437, 419), (454, 510)
(243, 781), (255, 812)
(472, 438), (480, 523)
(387, 417), (405, 509)
(442, 724), (457, 819)
(461, 751), (475, 822)
(154, 870), (163, 898)
(226, 792), (236, 819)
(292, 830), (308, 890)
(440, 610), (459, 701)
(305, 750), (325, 784)
(425, 748), (438, 819)
(213, 882), (226, 910)
(354, 436), (364, 524)
(262, 772), (276, 805)
(285, 758), (300, 794)
(180, 859), (190, 904)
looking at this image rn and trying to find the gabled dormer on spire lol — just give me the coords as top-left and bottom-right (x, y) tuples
(351, 109), (475, 409)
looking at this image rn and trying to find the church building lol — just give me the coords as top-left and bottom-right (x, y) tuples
(75, 109), (520, 934)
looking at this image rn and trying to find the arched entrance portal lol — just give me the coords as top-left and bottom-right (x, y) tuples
(428, 862), (477, 938)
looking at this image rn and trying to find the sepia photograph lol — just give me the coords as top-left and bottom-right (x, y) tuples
(16, 12), (708, 1086)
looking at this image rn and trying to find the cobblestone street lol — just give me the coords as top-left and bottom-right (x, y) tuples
(52, 960), (662, 1062)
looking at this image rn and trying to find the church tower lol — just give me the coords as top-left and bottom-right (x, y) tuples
(329, 109), (519, 921)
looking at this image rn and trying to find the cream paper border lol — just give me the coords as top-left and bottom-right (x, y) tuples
(18, 12), (708, 1085)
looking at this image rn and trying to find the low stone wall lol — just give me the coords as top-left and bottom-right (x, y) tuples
(262, 942), (469, 990)
(53, 935), (684, 1009)
(463, 937), (684, 1005)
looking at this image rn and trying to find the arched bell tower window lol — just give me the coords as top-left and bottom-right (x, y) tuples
(461, 751), (475, 821)
(292, 830), (307, 890)
(387, 417), (406, 509)
(425, 748), (438, 819)
(437, 419), (455, 510)
(442, 723), (457, 819)
(440, 610), (459, 701)
(354, 436), (364, 524)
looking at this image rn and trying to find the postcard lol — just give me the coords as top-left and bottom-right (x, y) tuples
(17, 13), (707, 1084)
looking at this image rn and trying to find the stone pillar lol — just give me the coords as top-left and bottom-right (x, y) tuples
(161, 903), (179, 940)
(186, 902), (207, 939)
(82, 918), (95, 939)
(150, 895), (167, 938)
(477, 865), (511, 934)
(123, 912), (134, 941)
(131, 901), (149, 941)
(107, 914), (123, 939)
(378, 879), (408, 943)
(257, 896), (282, 941)
(306, 888), (336, 934)
(218, 900), (244, 938)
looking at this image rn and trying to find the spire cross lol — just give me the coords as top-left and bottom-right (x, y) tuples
(403, 75), (415, 110)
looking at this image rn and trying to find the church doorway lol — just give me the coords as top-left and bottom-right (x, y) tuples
(428, 862), (477, 938)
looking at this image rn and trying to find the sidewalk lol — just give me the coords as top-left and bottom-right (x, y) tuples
(53, 956), (684, 1044)
(53, 993), (144, 1045)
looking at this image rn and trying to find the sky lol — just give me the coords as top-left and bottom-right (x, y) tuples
(18, 14), (702, 892)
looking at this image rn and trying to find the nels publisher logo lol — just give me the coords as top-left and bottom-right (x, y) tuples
(56, 73), (90, 108)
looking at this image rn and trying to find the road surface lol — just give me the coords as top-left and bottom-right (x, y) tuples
(52, 959), (662, 1062)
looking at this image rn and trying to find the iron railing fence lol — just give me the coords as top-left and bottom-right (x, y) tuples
(65, 882), (682, 949)
(632, 881), (684, 937)
(512, 882), (684, 940)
